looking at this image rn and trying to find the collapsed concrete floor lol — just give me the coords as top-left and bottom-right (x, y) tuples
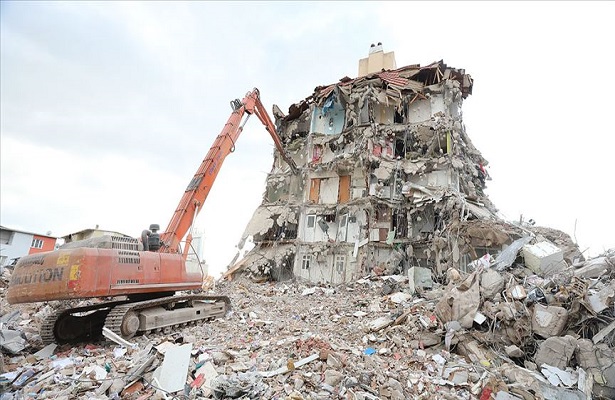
(1, 249), (614, 399)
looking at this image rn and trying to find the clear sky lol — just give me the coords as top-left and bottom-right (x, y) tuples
(2, 1), (614, 276)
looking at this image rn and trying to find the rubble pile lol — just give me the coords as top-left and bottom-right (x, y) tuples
(1, 247), (614, 399)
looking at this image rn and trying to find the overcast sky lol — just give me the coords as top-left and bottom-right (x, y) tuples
(2, 1), (614, 276)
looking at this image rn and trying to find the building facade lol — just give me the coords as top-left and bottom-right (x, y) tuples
(0, 226), (58, 268)
(231, 46), (532, 283)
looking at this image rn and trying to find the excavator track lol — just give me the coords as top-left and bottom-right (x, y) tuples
(104, 295), (230, 340)
(41, 295), (229, 344)
(41, 300), (130, 344)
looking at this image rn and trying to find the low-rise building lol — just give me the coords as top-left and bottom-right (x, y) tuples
(0, 225), (58, 268)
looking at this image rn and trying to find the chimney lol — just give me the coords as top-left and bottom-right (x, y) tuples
(358, 42), (397, 76)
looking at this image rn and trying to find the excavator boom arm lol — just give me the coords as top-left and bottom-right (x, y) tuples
(159, 88), (296, 254)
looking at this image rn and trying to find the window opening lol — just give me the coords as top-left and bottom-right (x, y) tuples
(338, 214), (348, 242)
(394, 107), (404, 123)
(358, 98), (370, 125)
(1, 230), (14, 245)
(335, 255), (346, 273)
(301, 254), (311, 270)
(376, 205), (391, 222)
(322, 214), (336, 223)
(312, 144), (323, 163)
(392, 210), (409, 238)
(395, 131), (409, 158)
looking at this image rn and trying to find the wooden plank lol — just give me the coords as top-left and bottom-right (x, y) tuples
(261, 353), (319, 378)
(593, 320), (615, 344)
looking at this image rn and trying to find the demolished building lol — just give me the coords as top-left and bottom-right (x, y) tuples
(229, 44), (581, 284)
(3, 45), (614, 400)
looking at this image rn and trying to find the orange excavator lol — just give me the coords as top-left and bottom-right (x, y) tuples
(7, 88), (297, 344)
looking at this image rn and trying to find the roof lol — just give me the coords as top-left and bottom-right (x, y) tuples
(313, 60), (472, 103)
(0, 225), (58, 239)
(281, 60), (473, 123)
(61, 228), (132, 240)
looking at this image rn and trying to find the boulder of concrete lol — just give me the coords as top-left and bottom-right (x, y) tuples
(576, 338), (601, 373)
(573, 256), (613, 279)
(588, 281), (615, 313)
(408, 266), (433, 294)
(324, 369), (344, 386)
(0, 329), (26, 354)
(480, 269), (505, 299)
(505, 345), (525, 358)
(532, 304), (568, 338)
(534, 335), (576, 370)
(577, 338), (615, 392)
(522, 241), (567, 276)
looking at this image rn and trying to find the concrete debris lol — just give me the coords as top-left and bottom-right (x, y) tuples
(260, 353), (319, 378)
(0, 330), (26, 355)
(522, 241), (568, 277)
(508, 284), (527, 300)
(389, 291), (412, 304)
(592, 320), (615, 344)
(192, 360), (217, 396)
(408, 266), (433, 294)
(33, 343), (56, 360)
(493, 236), (533, 271)
(367, 316), (393, 332)
(152, 343), (192, 393)
(211, 372), (268, 398)
(540, 364), (577, 387)
(480, 268), (505, 299)
(532, 304), (568, 339)
(102, 327), (137, 349)
(17, 264), (615, 400)
(3, 269), (607, 399)
(505, 344), (525, 358)
(588, 281), (615, 313)
(573, 251), (615, 278)
(534, 335), (576, 370)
